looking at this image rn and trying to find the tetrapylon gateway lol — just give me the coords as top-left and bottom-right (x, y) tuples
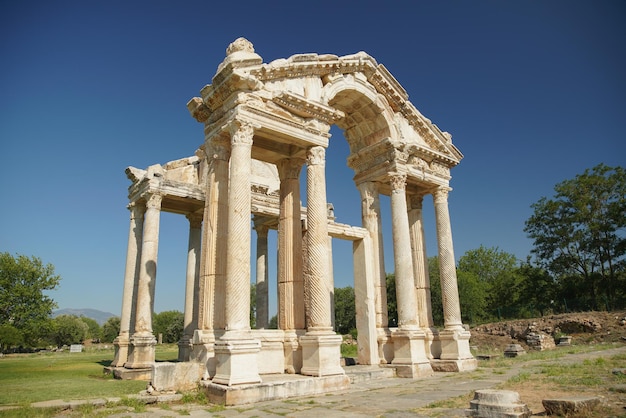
(110, 38), (476, 404)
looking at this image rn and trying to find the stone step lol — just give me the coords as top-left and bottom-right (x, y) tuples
(344, 365), (396, 383)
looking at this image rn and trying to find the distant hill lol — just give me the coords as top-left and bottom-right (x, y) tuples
(52, 308), (117, 325)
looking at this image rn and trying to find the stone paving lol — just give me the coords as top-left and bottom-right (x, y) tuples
(20, 346), (626, 417)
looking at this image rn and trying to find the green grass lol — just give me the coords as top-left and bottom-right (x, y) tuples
(340, 343), (357, 358)
(0, 345), (179, 406)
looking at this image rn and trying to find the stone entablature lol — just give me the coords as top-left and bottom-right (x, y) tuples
(113, 38), (475, 401)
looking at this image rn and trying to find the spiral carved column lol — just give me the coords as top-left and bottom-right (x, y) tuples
(300, 146), (343, 377)
(433, 188), (462, 330)
(112, 202), (144, 367)
(407, 194), (433, 329)
(433, 187), (475, 368)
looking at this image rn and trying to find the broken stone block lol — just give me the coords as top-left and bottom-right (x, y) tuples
(466, 389), (531, 417)
(504, 344), (526, 357)
(542, 396), (602, 415)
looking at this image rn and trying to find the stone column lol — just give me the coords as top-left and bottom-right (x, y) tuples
(277, 158), (306, 374)
(357, 181), (391, 363)
(112, 202), (144, 367)
(213, 121), (261, 386)
(300, 146), (343, 377)
(179, 212), (202, 362)
(125, 192), (161, 369)
(433, 187), (475, 369)
(389, 174), (432, 377)
(254, 223), (269, 329)
(407, 193), (436, 359)
(191, 138), (229, 376)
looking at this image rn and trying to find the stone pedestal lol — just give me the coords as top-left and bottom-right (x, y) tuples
(467, 390), (531, 418)
(391, 329), (433, 378)
(111, 335), (130, 367)
(436, 328), (477, 371)
(300, 331), (344, 377)
(213, 332), (262, 386)
(283, 330), (303, 374)
(125, 332), (157, 369)
(190, 329), (218, 379)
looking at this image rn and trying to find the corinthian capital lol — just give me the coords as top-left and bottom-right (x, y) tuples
(145, 193), (162, 210)
(389, 173), (407, 193)
(228, 121), (254, 146)
(277, 158), (305, 180)
(307, 146), (326, 166)
(433, 187), (451, 203)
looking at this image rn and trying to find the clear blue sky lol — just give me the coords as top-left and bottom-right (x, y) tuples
(1, 1), (624, 318)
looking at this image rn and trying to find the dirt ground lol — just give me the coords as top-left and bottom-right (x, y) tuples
(468, 310), (626, 417)
(469, 310), (626, 350)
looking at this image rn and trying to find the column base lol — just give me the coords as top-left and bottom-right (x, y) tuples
(300, 330), (344, 377)
(377, 327), (394, 364)
(111, 334), (130, 367)
(439, 328), (475, 362)
(177, 335), (192, 362)
(425, 327), (441, 359)
(124, 332), (156, 369)
(283, 329), (304, 374)
(190, 330), (218, 379)
(212, 332), (261, 386)
(391, 328), (433, 378)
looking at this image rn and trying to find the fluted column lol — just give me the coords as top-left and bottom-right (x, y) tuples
(357, 182), (387, 329)
(179, 212), (202, 361)
(389, 175), (432, 377)
(407, 194), (433, 329)
(433, 187), (475, 368)
(301, 146), (343, 377)
(277, 158), (305, 331)
(213, 121), (261, 386)
(112, 202), (144, 367)
(433, 188), (462, 330)
(389, 174), (418, 329)
(126, 192), (161, 369)
(254, 223), (269, 329)
(190, 139), (229, 376)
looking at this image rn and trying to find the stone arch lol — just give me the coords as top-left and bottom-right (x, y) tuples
(321, 73), (398, 153)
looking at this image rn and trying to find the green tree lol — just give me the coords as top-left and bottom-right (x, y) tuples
(516, 259), (556, 317)
(0, 324), (23, 352)
(428, 257), (443, 326)
(0, 253), (61, 346)
(250, 283), (256, 329)
(79, 316), (102, 341)
(268, 314), (278, 329)
(385, 273), (397, 327)
(457, 246), (521, 319)
(51, 315), (88, 347)
(152, 311), (184, 343)
(102, 316), (120, 343)
(334, 286), (356, 334)
(524, 164), (626, 310)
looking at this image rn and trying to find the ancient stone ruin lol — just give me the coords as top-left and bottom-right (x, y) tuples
(110, 38), (476, 403)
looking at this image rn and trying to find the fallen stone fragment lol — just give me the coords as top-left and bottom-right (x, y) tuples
(504, 344), (526, 358)
(612, 368), (626, 375)
(542, 396), (602, 415)
(466, 389), (531, 417)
